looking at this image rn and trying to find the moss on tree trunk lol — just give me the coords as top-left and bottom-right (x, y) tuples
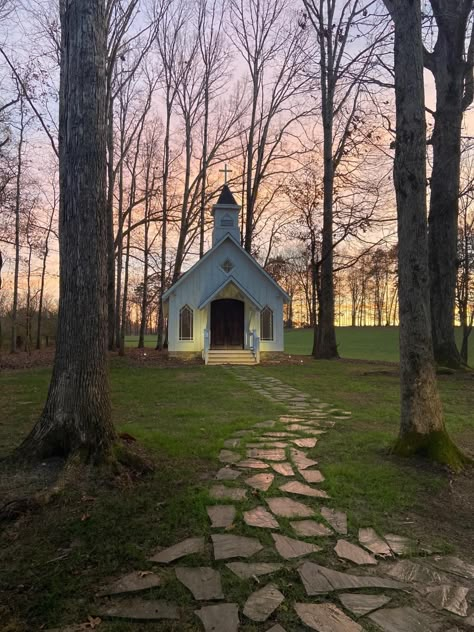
(393, 430), (470, 471)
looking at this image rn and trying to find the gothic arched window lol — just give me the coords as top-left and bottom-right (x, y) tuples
(179, 305), (193, 341)
(260, 306), (274, 341)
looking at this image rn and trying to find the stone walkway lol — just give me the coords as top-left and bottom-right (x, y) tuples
(51, 369), (474, 631)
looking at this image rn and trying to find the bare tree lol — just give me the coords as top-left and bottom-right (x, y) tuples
(37, 178), (57, 350)
(19, 0), (116, 462)
(302, 0), (389, 358)
(383, 0), (465, 468)
(423, 0), (474, 368)
(231, 0), (311, 255)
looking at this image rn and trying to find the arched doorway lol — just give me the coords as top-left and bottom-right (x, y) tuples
(211, 299), (244, 349)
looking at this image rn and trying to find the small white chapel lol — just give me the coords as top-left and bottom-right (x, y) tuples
(162, 182), (289, 365)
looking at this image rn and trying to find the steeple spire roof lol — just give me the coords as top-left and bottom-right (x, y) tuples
(216, 184), (238, 206)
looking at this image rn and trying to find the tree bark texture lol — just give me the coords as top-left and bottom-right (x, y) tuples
(385, 0), (465, 468)
(19, 0), (116, 462)
(426, 0), (473, 368)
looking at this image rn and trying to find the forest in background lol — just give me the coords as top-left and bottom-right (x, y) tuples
(0, 0), (473, 362)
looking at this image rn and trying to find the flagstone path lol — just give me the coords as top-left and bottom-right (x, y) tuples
(51, 368), (474, 631)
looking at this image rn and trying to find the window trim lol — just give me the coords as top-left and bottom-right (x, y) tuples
(220, 213), (234, 227)
(260, 305), (274, 341)
(179, 304), (194, 341)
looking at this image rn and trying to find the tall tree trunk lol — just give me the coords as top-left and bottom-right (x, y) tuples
(384, 0), (465, 469)
(199, 83), (209, 258)
(244, 69), (258, 253)
(314, 105), (338, 358)
(114, 154), (124, 350)
(106, 94), (116, 350)
(425, 0), (473, 368)
(37, 208), (55, 350)
(10, 97), (24, 354)
(119, 207), (132, 356)
(156, 100), (171, 351)
(18, 0), (116, 462)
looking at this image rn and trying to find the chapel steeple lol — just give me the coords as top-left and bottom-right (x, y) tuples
(212, 184), (241, 246)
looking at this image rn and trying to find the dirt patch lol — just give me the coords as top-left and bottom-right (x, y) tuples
(0, 348), (205, 371)
(122, 348), (203, 368)
(404, 465), (474, 557)
(0, 349), (55, 371)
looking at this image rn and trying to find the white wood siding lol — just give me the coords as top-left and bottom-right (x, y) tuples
(167, 238), (285, 353)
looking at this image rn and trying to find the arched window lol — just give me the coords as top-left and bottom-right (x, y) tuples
(260, 306), (274, 341)
(179, 305), (193, 341)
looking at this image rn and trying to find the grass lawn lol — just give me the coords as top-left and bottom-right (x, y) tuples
(0, 353), (473, 630)
(126, 326), (474, 363)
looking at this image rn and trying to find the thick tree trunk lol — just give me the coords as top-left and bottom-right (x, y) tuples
(425, 0), (472, 368)
(18, 0), (116, 462)
(385, 0), (465, 468)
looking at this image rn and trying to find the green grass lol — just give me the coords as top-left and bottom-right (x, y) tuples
(126, 326), (474, 363)
(0, 357), (473, 631)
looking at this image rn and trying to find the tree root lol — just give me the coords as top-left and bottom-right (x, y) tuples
(393, 430), (471, 472)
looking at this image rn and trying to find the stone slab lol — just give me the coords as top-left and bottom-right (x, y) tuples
(358, 528), (392, 557)
(207, 505), (236, 528)
(298, 562), (407, 595)
(292, 437), (318, 448)
(243, 583), (285, 622)
(216, 467), (241, 480)
(226, 562), (283, 580)
(295, 602), (362, 632)
(271, 462), (295, 476)
(219, 449), (241, 464)
(272, 533), (321, 559)
(212, 534), (263, 560)
(266, 496), (314, 518)
(255, 420), (276, 428)
(149, 537), (205, 564)
(175, 567), (224, 601)
(321, 507), (347, 535)
(299, 469), (325, 484)
(430, 555), (474, 580)
(290, 520), (332, 537)
(264, 432), (297, 438)
(425, 584), (469, 616)
(368, 606), (441, 632)
(383, 533), (413, 555)
(339, 592), (391, 617)
(334, 539), (377, 565)
(245, 473), (274, 491)
(280, 480), (329, 499)
(209, 485), (247, 502)
(247, 448), (286, 461)
(290, 448), (318, 470)
(384, 559), (446, 585)
(244, 506), (279, 529)
(224, 438), (241, 448)
(237, 459), (269, 469)
(96, 599), (179, 620)
(265, 626), (287, 632)
(96, 571), (162, 597)
(195, 603), (239, 632)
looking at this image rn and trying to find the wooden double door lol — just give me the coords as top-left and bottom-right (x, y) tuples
(211, 299), (244, 349)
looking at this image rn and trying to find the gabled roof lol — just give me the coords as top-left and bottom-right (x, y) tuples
(198, 275), (263, 310)
(216, 184), (238, 206)
(162, 233), (290, 304)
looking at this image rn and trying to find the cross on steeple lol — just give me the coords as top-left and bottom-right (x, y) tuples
(219, 163), (233, 184)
